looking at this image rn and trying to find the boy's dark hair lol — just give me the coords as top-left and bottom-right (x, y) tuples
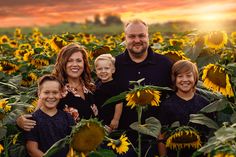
(38, 74), (63, 91)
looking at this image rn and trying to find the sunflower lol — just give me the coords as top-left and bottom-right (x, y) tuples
(91, 45), (111, 59)
(209, 145), (236, 157)
(0, 60), (19, 75)
(0, 144), (3, 154)
(151, 32), (164, 44)
(50, 36), (67, 52)
(26, 98), (38, 113)
(14, 28), (23, 39)
(230, 32), (236, 45)
(21, 72), (38, 87)
(67, 147), (80, 157)
(107, 134), (130, 155)
(169, 38), (185, 48)
(19, 43), (32, 50)
(9, 40), (18, 48)
(0, 35), (10, 44)
(0, 99), (11, 120)
(204, 31), (228, 50)
(159, 50), (189, 63)
(30, 54), (50, 69)
(71, 119), (105, 154)
(202, 64), (234, 97)
(166, 126), (201, 150)
(126, 87), (161, 109)
(14, 49), (29, 61)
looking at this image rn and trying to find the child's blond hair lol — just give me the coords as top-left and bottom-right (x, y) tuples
(94, 54), (115, 67)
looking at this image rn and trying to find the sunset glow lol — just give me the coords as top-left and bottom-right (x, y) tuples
(0, 0), (235, 28)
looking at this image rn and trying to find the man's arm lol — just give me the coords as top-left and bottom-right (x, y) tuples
(26, 140), (44, 157)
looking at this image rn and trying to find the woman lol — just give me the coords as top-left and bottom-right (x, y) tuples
(17, 43), (98, 130)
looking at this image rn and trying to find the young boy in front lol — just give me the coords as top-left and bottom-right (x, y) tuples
(94, 54), (123, 132)
(25, 74), (75, 157)
(158, 60), (210, 157)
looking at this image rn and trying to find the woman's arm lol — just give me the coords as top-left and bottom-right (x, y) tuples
(26, 140), (44, 157)
(110, 102), (123, 130)
(16, 114), (36, 131)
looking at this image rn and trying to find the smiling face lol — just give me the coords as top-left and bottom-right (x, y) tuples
(38, 80), (62, 110)
(125, 21), (149, 58)
(95, 59), (115, 83)
(176, 71), (195, 94)
(66, 51), (84, 80)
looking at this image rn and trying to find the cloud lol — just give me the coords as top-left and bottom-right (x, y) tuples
(0, 0), (236, 27)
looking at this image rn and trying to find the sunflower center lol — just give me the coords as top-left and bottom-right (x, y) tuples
(172, 132), (198, 143)
(207, 66), (226, 87)
(209, 32), (224, 45)
(133, 90), (154, 105)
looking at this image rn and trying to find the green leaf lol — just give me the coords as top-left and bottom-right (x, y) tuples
(43, 136), (69, 157)
(215, 127), (236, 142)
(130, 117), (161, 138)
(189, 113), (219, 129)
(89, 148), (116, 157)
(2, 109), (24, 125)
(0, 126), (7, 139)
(200, 99), (228, 113)
(230, 112), (236, 123)
(103, 91), (127, 107)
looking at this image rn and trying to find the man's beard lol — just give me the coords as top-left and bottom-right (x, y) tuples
(128, 43), (148, 58)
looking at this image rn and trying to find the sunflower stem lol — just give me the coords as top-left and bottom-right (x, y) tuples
(177, 150), (180, 157)
(137, 105), (142, 157)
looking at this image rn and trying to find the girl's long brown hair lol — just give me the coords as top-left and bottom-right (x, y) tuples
(52, 43), (95, 92)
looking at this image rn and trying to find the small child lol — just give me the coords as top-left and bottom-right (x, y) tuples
(94, 54), (123, 132)
(158, 60), (210, 157)
(25, 74), (75, 157)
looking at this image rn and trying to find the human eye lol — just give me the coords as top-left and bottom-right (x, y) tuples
(138, 34), (146, 38)
(128, 34), (136, 39)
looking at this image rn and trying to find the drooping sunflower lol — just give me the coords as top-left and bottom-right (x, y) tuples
(71, 119), (105, 154)
(107, 134), (130, 155)
(50, 36), (67, 53)
(158, 50), (189, 63)
(0, 60), (19, 75)
(166, 126), (201, 151)
(30, 54), (50, 69)
(204, 31), (228, 50)
(126, 87), (161, 109)
(90, 45), (111, 60)
(202, 64), (234, 97)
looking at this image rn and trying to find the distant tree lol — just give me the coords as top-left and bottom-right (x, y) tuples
(104, 14), (122, 26)
(94, 14), (103, 25)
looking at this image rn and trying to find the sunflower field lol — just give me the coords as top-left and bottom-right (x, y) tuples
(0, 28), (236, 157)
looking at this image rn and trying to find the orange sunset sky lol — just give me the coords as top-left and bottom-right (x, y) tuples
(0, 0), (236, 28)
